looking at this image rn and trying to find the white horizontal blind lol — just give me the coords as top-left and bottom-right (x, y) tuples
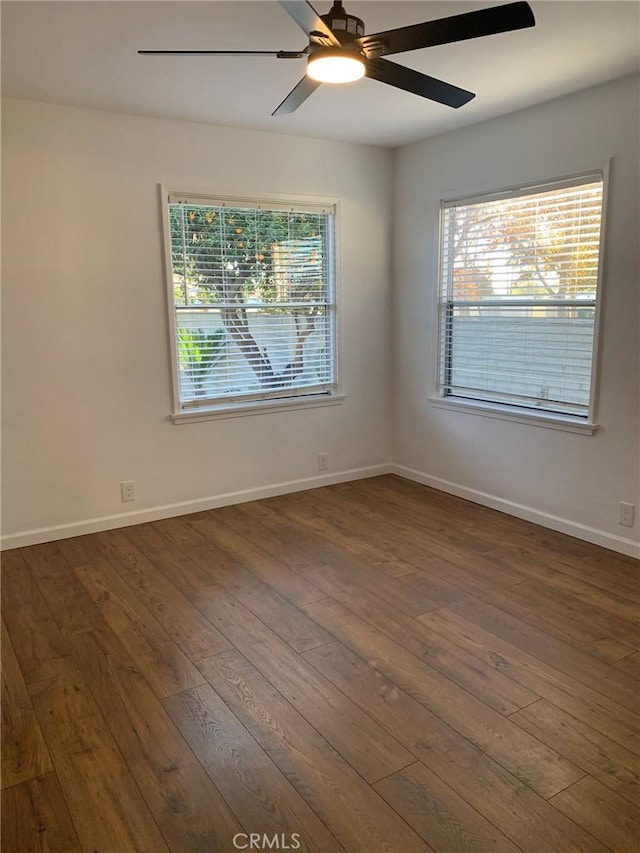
(439, 176), (604, 418)
(167, 197), (337, 409)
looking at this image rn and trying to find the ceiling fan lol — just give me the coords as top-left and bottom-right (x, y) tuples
(139, 0), (535, 115)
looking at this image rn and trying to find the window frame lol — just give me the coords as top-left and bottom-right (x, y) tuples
(160, 186), (343, 423)
(431, 165), (610, 434)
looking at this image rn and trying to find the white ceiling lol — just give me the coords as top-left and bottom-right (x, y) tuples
(2, 1), (639, 147)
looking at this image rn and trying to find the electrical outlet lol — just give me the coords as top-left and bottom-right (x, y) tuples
(619, 502), (635, 527)
(120, 480), (136, 502)
(317, 453), (329, 472)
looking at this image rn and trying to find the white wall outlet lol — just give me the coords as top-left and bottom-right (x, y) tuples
(120, 480), (136, 502)
(619, 501), (635, 527)
(317, 453), (329, 472)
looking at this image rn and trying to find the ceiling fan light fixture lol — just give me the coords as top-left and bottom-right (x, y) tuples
(307, 48), (365, 83)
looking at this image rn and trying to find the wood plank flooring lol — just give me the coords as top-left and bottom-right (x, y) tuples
(2, 475), (638, 853)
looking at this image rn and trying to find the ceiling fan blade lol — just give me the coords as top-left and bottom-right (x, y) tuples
(272, 75), (321, 115)
(357, 1), (535, 57)
(138, 50), (306, 58)
(277, 1), (340, 46)
(365, 58), (475, 108)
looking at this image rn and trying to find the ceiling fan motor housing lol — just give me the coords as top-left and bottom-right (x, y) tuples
(320, 0), (364, 43)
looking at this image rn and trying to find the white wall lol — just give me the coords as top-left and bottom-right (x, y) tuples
(393, 74), (639, 555)
(1, 99), (393, 543)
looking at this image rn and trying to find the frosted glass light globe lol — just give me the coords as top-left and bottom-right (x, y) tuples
(307, 52), (365, 84)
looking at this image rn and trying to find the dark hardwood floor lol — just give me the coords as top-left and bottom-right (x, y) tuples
(2, 475), (639, 852)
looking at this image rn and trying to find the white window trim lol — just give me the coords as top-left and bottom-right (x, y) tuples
(428, 396), (599, 434)
(171, 393), (346, 424)
(160, 185), (343, 422)
(430, 163), (610, 433)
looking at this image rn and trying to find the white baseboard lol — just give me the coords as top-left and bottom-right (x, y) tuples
(1, 464), (393, 551)
(4, 462), (638, 560)
(392, 464), (640, 560)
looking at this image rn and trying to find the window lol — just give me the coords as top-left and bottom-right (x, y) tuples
(437, 173), (605, 425)
(164, 192), (338, 417)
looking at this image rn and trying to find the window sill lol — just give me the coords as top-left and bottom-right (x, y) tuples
(171, 393), (346, 424)
(428, 397), (599, 435)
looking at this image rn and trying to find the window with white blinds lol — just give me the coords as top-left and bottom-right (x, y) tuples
(438, 174), (605, 420)
(165, 194), (337, 412)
